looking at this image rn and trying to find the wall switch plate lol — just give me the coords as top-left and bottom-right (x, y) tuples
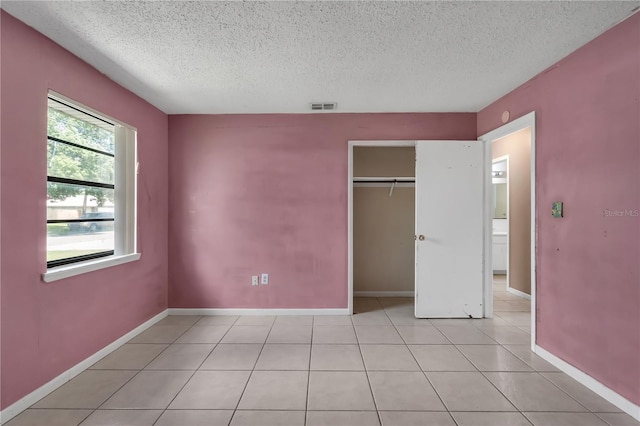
(252, 276), (259, 286)
(552, 201), (563, 218)
(261, 273), (269, 285)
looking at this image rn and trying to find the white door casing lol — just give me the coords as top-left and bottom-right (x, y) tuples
(414, 140), (485, 318)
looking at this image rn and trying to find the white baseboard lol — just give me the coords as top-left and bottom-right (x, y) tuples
(535, 345), (640, 421)
(0, 310), (168, 425)
(354, 291), (414, 298)
(167, 308), (350, 316)
(507, 287), (532, 300)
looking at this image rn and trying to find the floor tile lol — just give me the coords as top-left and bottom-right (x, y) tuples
(485, 372), (587, 412)
(238, 371), (308, 410)
(524, 412), (609, 425)
(470, 317), (512, 328)
(502, 345), (560, 372)
(255, 344), (311, 370)
(102, 370), (192, 409)
(267, 324), (312, 343)
(274, 315), (314, 325)
(427, 371), (516, 411)
(351, 311), (393, 325)
(156, 315), (202, 326)
(310, 344), (364, 371)
(175, 325), (230, 343)
(313, 315), (353, 326)
(451, 411), (532, 426)
(312, 325), (357, 344)
(360, 344), (420, 371)
(200, 344), (262, 370)
(306, 411), (380, 426)
(395, 325), (449, 344)
(378, 411), (456, 426)
(145, 344), (214, 370)
(90, 344), (168, 370)
(169, 370), (250, 409)
(196, 316), (239, 325)
(434, 325), (498, 344)
(428, 319), (477, 326)
(495, 312), (531, 327)
(307, 371), (375, 410)
(155, 410), (234, 426)
(128, 325), (190, 343)
(5, 409), (91, 426)
(369, 371), (446, 411)
(355, 325), (403, 344)
(542, 372), (622, 412)
(408, 345), (476, 371)
(457, 345), (534, 371)
(595, 413), (640, 426)
(518, 326), (532, 334)
(230, 410), (305, 426)
(387, 312), (433, 326)
(378, 297), (414, 308)
(220, 326), (271, 343)
(354, 299), (384, 313)
(80, 409), (161, 425)
(33, 370), (137, 409)
(235, 316), (276, 326)
(480, 326), (531, 344)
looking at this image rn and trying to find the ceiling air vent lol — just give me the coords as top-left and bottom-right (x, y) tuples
(310, 102), (337, 111)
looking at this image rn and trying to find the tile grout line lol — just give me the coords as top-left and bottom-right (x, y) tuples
(304, 316), (314, 426)
(438, 306), (539, 423)
(73, 317), (203, 426)
(226, 316), (277, 426)
(150, 315), (238, 426)
(352, 299), (383, 426)
(379, 298), (459, 426)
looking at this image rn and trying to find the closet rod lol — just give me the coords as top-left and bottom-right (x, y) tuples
(352, 178), (415, 183)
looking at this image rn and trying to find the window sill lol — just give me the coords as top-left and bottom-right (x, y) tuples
(42, 253), (141, 283)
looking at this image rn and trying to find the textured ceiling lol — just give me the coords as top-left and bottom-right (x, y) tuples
(2, 1), (638, 114)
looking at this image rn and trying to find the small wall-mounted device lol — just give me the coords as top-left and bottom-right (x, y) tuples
(552, 201), (563, 218)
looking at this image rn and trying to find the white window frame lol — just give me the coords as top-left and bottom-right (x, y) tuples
(42, 91), (139, 283)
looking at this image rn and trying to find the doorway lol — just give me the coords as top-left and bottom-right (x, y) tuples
(348, 140), (488, 318)
(479, 111), (537, 350)
(348, 141), (415, 315)
(352, 146), (415, 299)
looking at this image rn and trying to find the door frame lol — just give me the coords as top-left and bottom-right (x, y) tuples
(348, 140), (416, 315)
(478, 111), (537, 350)
(347, 139), (492, 317)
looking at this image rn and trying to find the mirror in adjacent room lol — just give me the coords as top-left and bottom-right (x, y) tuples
(492, 159), (508, 219)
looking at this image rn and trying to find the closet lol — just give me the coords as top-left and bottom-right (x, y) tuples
(350, 140), (486, 318)
(353, 147), (415, 297)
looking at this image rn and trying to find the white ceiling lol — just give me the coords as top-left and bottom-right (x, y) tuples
(2, 1), (638, 114)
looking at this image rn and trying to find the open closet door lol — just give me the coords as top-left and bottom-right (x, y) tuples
(415, 141), (485, 318)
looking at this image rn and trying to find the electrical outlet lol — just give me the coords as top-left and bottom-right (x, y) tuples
(261, 273), (269, 285)
(252, 275), (259, 286)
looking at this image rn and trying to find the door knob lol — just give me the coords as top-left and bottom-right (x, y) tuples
(418, 235), (425, 241)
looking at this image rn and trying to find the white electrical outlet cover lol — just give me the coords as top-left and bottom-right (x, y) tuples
(261, 273), (268, 284)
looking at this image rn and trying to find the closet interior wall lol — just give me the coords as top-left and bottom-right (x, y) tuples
(353, 147), (416, 295)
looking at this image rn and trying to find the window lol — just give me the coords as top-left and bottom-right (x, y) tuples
(44, 93), (138, 281)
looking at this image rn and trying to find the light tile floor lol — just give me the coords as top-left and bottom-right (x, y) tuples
(7, 277), (640, 426)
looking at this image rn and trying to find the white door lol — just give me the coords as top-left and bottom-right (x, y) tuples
(415, 141), (485, 318)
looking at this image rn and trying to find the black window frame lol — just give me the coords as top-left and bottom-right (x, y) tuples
(46, 97), (116, 268)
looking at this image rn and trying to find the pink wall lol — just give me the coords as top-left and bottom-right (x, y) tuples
(0, 11), (169, 409)
(478, 13), (640, 404)
(168, 114), (476, 309)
